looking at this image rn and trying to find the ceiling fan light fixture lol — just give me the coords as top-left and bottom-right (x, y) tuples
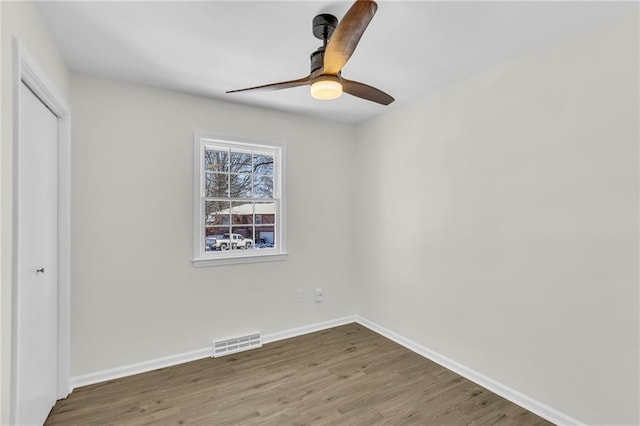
(310, 77), (342, 100)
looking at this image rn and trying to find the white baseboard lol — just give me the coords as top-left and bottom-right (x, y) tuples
(354, 316), (583, 426)
(263, 315), (356, 344)
(70, 315), (357, 390)
(69, 346), (212, 389)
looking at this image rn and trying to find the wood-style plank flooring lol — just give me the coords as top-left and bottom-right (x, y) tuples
(46, 323), (553, 425)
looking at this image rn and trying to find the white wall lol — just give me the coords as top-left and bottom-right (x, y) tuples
(355, 11), (639, 426)
(1, 2), (70, 423)
(70, 73), (356, 376)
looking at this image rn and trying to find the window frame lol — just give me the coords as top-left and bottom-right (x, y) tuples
(192, 133), (287, 267)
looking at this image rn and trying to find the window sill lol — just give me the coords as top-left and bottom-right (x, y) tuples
(192, 251), (288, 267)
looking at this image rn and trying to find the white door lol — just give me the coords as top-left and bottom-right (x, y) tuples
(15, 81), (59, 425)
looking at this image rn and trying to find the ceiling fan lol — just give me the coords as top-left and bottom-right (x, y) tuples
(227, 0), (394, 105)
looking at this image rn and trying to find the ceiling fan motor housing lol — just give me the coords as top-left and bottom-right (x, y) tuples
(310, 47), (325, 73)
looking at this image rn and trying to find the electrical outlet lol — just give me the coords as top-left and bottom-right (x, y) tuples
(297, 289), (306, 302)
(314, 288), (324, 302)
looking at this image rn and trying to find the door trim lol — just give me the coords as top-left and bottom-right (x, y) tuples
(11, 38), (71, 421)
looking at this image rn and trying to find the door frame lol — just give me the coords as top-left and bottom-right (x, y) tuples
(11, 38), (71, 420)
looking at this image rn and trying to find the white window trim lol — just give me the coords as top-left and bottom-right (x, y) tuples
(192, 133), (287, 267)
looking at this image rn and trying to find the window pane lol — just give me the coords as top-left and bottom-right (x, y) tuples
(206, 173), (228, 197)
(231, 226), (254, 250)
(230, 152), (252, 173)
(255, 226), (275, 249)
(205, 149), (228, 172)
(254, 202), (275, 224)
(253, 154), (274, 176)
(205, 201), (230, 226)
(230, 173), (252, 198)
(205, 226), (230, 252)
(253, 176), (273, 198)
(232, 201), (253, 225)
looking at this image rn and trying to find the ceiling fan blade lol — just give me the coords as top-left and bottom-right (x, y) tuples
(341, 77), (394, 105)
(323, 0), (378, 75)
(227, 75), (314, 94)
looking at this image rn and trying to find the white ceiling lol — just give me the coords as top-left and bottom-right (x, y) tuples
(38, 1), (632, 124)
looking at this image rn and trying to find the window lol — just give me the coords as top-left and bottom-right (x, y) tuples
(193, 134), (287, 266)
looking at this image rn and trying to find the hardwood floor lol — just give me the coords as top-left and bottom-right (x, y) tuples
(46, 323), (553, 425)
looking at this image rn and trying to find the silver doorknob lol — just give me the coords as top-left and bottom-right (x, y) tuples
(36, 268), (45, 274)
